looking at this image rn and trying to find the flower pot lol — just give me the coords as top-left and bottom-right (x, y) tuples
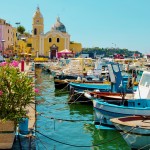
(19, 118), (29, 135)
(0, 120), (15, 149)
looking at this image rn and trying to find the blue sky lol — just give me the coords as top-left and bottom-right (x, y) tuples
(0, 0), (150, 54)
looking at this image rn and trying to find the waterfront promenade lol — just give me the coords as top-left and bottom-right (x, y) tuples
(19, 61), (36, 132)
(11, 61), (36, 149)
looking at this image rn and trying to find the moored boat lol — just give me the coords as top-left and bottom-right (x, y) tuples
(110, 116), (150, 150)
(92, 70), (150, 129)
(69, 62), (136, 104)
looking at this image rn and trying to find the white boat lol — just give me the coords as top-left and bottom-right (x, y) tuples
(92, 68), (150, 128)
(111, 116), (150, 150)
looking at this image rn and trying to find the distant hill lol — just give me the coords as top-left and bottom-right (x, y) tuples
(81, 47), (143, 58)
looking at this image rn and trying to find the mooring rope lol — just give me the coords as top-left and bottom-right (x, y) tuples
(36, 132), (48, 150)
(34, 126), (136, 148)
(69, 93), (84, 105)
(38, 114), (94, 122)
(56, 83), (70, 92)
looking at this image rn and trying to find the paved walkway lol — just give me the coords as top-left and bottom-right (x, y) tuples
(19, 62), (36, 131)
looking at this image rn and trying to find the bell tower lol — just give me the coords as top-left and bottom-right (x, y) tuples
(32, 6), (44, 56)
(32, 6), (44, 36)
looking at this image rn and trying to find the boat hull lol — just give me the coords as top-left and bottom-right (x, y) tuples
(54, 80), (69, 89)
(117, 124), (150, 149)
(111, 116), (150, 149)
(68, 90), (92, 104)
(93, 99), (150, 128)
(70, 82), (111, 91)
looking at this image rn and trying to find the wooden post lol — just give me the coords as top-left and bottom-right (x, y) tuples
(21, 60), (24, 72)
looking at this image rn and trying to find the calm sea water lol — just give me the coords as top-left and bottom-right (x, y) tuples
(35, 67), (131, 150)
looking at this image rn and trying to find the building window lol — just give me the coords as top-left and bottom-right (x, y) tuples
(49, 38), (52, 42)
(34, 28), (37, 35)
(57, 38), (60, 43)
(8, 29), (9, 33)
(8, 37), (9, 41)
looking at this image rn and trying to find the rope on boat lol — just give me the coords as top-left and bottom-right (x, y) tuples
(34, 126), (136, 148)
(67, 91), (82, 102)
(69, 93), (84, 105)
(56, 83), (70, 92)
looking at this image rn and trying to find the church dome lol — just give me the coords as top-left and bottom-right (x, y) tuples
(53, 17), (66, 33)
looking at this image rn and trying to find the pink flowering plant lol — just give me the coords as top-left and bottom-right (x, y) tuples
(0, 61), (36, 123)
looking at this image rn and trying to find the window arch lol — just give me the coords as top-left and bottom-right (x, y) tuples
(34, 28), (37, 35)
(49, 38), (52, 42)
(57, 38), (60, 43)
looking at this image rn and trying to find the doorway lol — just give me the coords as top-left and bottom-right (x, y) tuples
(50, 44), (58, 59)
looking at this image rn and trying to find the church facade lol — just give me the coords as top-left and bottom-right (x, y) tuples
(32, 7), (82, 58)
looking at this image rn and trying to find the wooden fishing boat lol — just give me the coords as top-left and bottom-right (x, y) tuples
(111, 116), (150, 150)
(84, 91), (134, 103)
(54, 76), (110, 90)
(92, 70), (150, 129)
(54, 79), (75, 90)
(69, 62), (137, 104)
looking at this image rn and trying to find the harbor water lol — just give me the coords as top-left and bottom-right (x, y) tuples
(35, 67), (131, 150)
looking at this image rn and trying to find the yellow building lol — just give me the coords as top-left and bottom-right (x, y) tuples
(17, 37), (32, 56)
(32, 7), (82, 58)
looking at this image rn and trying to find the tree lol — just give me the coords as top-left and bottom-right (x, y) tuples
(24, 32), (31, 37)
(17, 25), (25, 34)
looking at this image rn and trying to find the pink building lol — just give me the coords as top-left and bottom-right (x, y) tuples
(0, 18), (14, 53)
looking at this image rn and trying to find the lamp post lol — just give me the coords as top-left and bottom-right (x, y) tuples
(1, 40), (5, 61)
(112, 43), (116, 49)
(15, 22), (20, 30)
(15, 22), (20, 36)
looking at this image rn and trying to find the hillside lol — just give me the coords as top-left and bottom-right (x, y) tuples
(81, 47), (142, 58)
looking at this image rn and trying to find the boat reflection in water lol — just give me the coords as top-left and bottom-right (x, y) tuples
(83, 123), (130, 150)
(68, 103), (130, 150)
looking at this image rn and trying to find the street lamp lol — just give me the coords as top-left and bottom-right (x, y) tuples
(15, 22), (20, 28)
(15, 22), (20, 40)
(112, 43), (116, 49)
(1, 40), (5, 61)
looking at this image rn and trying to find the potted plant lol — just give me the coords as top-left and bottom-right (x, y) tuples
(0, 61), (35, 149)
